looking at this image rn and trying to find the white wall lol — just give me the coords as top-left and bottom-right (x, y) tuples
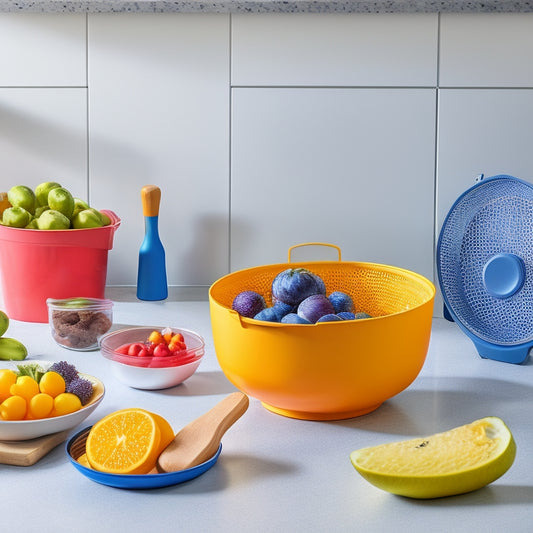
(1, 12), (532, 315)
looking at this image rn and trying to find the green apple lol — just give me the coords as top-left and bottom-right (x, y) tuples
(0, 310), (8, 336)
(25, 218), (39, 229)
(87, 208), (111, 226)
(2, 206), (32, 228)
(72, 197), (90, 218)
(37, 209), (71, 230)
(34, 206), (49, 218)
(35, 181), (61, 207)
(7, 185), (36, 215)
(99, 211), (111, 226)
(48, 187), (74, 219)
(72, 209), (103, 229)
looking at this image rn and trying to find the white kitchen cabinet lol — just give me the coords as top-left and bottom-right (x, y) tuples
(437, 89), (533, 228)
(231, 87), (436, 280)
(440, 13), (533, 87)
(3, 10), (532, 314)
(231, 13), (438, 87)
(434, 88), (533, 318)
(0, 14), (86, 86)
(87, 14), (230, 288)
(0, 88), (87, 194)
(0, 88), (87, 308)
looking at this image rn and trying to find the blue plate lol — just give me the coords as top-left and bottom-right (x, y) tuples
(66, 426), (222, 489)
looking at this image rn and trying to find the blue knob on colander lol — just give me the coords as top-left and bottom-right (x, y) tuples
(482, 253), (525, 299)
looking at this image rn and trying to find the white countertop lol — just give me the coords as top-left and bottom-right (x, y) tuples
(1, 0), (533, 13)
(2, 291), (533, 533)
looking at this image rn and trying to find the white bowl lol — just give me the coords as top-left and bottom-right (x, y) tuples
(0, 361), (105, 441)
(99, 326), (205, 390)
(105, 358), (202, 390)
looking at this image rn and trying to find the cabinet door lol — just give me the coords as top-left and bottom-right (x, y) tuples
(437, 89), (533, 229)
(436, 89), (533, 318)
(0, 88), (87, 308)
(232, 13), (438, 87)
(231, 87), (436, 281)
(0, 88), (87, 194)
(0, 14), (86, 86)
(88, 14), (230, 288)
(440, 13), (533, 87)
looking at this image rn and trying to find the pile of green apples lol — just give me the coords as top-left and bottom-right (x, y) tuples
(0, 182), (111, 230)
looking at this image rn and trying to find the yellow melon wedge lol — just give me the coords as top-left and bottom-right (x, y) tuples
(350, 416), (516, 499)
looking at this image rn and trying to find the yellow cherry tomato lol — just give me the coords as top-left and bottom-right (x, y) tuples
(39, 371), (66, 398)
(29, 393), (54, 419)
(162, 328), (173, 344)
(52, 393), (82, 417)
(147, 330), (165, 345)
(10, 375), (39, 401)
(0, 395), (27, 420)
(0, 369), (17, 402)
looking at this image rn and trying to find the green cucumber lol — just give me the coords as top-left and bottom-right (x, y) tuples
(0, 337), (28, 361)
(0, 310), (8, 337)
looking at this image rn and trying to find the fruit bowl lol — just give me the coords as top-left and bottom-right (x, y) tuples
(0, 361), (105, 441)
(209, 256), (435, 421)
(99, 327), (205, 390)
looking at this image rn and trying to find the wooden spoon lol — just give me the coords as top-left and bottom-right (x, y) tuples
(156, 392), (249, 473)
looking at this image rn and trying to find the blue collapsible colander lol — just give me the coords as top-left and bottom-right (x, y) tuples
(437, 174), (533, 364)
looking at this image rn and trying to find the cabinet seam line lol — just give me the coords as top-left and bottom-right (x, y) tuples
(228, 13), (233, 275)
(433, 12), (441, 288)
(86, 12), (90, 203)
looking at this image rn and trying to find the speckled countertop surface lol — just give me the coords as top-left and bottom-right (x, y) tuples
(1, 0), (533, 13)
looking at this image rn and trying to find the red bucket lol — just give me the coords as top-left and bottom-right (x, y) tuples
(0, 210), (120, 323)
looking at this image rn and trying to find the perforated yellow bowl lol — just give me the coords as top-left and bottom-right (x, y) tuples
(209, 245), (435, 421)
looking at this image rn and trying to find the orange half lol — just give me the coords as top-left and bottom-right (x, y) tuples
(86, 408), (164, 474)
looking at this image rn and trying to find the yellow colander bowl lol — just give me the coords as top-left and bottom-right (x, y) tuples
(209, 244), (435, 421)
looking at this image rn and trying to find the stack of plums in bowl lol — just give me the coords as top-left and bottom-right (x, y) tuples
(99, 327), (205, 390)
(209, 260), (435, 421)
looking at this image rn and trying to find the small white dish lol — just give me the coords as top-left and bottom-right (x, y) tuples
(99, 327), (204, 390)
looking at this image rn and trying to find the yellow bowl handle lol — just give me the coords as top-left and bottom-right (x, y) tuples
(287, 242), (342, 263)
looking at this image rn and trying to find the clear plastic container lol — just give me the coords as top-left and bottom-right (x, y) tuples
(47, 297), (113, 351)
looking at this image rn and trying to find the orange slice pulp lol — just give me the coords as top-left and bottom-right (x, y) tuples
(85, 408), (174, 475)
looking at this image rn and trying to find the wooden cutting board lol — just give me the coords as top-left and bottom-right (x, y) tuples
(0, 430), (69, 466)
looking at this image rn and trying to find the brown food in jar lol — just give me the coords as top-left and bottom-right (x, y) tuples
(52, 309), (112, 349)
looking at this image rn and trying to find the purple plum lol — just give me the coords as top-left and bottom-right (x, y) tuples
(281, 313), (311, 324)
(232, 290), (266, 318)
(253, 307), (280, 322)
(316, 313), (342, 323)
(271, 268), (326, 307)
(297, 294), (335, 323)
(272, 300), (294, 320)
(337, 311), (356, 320)
(328, 291), (354, 314)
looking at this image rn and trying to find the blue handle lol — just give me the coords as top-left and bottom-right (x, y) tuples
(137, 215), (168, 301)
